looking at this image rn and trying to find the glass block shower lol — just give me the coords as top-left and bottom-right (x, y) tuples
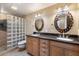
(0, 14), (26, 54)
(7, 15), (25, 49)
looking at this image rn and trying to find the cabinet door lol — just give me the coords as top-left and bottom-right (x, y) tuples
(32, 38), (40, 56)
(50, 46), (64, 56)
(27, 37), (40, 56)
(27, 37), (33, 54)
(65, 49), (79, 56)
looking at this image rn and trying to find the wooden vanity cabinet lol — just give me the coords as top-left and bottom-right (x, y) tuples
(27, 36), (49, 56)
(27, 36), (79, 56)
(40, 39), (49, 56)
(50, 40), (79, 56)
(27, 36), (40, 56)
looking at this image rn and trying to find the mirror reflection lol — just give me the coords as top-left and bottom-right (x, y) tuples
(35, 18), (44, 31)
(57, 15), (67, 29)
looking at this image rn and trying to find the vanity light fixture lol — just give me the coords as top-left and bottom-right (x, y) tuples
(57, 8), (62, 13)
(63, 5), (69, 11)
(0, 5), (7, 14)
(1, 8), (4, 13)
(35, 13), (41, 17)
(57, 5), (69, 15)
(11, 6), (18, 10)
(0, 5), (7, 20)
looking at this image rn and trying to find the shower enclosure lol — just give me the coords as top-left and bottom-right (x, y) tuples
(0, 14), (26, 54)
(0, 20), (7, 53)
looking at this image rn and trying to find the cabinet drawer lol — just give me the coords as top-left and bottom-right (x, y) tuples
(40, 48), (49, 52)
(50, 41), (79, 51)
(40, 52), (49, 56)
(40, 45), (48, 49)
(40, 39), (49, 49)
(40, 48), (49, 56)
(40, 39), (49, 44)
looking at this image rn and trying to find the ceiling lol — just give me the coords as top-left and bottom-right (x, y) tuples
(0, 3), (55, 17)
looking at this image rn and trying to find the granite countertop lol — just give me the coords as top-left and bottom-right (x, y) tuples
(26, 34), (79, 45)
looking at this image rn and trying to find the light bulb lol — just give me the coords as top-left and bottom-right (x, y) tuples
(64, 5), (69, 11)
(35, 14), (38, 17)
(11, 6), (18, 10)
(57, 8), (62, 13)
(38, 14), (41, 16)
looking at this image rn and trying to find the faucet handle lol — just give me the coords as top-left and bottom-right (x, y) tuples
(59, 35), (62, 38)
(66, 35), (69, 38)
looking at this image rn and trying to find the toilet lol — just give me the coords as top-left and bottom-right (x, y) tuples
(17, 40), (26, 51)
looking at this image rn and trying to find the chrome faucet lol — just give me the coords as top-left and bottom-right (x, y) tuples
(59, 33), (69, 38)
(62, 33), (65, 38)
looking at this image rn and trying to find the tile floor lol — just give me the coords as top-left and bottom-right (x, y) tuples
(1, 49), (30, 56)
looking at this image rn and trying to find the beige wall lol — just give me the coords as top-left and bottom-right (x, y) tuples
(0, 14), (7, 20)
(25, 3), (79, 35)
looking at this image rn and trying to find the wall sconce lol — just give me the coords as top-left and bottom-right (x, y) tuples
(35, 13), (41, 18)
(57, 5), (70, 15)
(0, 4), (7, 20)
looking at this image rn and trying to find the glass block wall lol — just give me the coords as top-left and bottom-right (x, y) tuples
(7, 15), (25, 48)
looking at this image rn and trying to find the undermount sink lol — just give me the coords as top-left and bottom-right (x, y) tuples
(57, 37), (73, 41)
(32, 34), (40, 36)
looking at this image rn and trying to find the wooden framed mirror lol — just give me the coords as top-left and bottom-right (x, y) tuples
(54, 11), (73, 33)
(35, 18), (44, 31)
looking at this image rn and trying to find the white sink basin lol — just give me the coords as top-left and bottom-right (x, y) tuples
(57, 37), (73, 41)
(32, 34), (40, 36)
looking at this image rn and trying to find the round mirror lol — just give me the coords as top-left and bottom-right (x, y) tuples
(35, 18), (44, 31)
(54, 12), (73, 33)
